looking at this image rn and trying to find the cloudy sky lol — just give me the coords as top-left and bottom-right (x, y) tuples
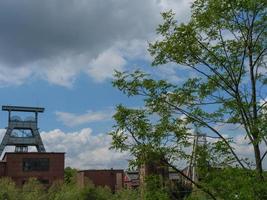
(0, 0), (263, 170)
(0, 0), (193, 169)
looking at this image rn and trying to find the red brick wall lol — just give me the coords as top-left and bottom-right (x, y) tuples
(0, 162), (6, 176)
(3, 152), (64, 186)
(78, 170), (124, 192)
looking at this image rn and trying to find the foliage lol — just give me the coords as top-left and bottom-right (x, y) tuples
(20, 178), (46, 200)
(64, 167), (78, 184)
(81, 185), (113, 200)
(148, 0), (267, 174)
(110, 0), (267, 199)
(0, 178), (144, 200)
(113, 188), (140, 200)
(0, 178), (18, 200)
(47, 181), (64, 200)
(52, 182), (83, 200)
(110, 103), (191, 168)
(143, 175), (171, 200)
(186, 168), (267, 200)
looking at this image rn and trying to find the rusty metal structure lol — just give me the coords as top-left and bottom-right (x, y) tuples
(0, 105), (46, 157)
(185, 128), (207, 186)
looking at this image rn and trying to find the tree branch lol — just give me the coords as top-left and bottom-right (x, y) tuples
(162, 158), (218, 200)
(162, 99), (246, 169)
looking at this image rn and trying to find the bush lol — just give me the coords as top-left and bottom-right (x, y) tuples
(113, 188), (140, 200)
(21, 178), (46, 200)
(0, 178), (18, 200)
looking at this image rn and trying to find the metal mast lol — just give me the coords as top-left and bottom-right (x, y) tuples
(0, 106), (46, 157)
(187, 127), (207, 185)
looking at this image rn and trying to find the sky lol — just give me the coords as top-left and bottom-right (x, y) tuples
(0, 0), (193, 169)
(0, 0), (263, 170)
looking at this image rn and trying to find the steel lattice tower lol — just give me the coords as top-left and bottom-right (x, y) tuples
(0, 106), (46, 157)
(186, 127), (207, 186)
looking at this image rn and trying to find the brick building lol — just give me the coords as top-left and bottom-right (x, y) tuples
(0, 152), (65, 186)
(124, 171), (139, 189)
(0, 106), (65, 187)
(77, 169), (124, 192)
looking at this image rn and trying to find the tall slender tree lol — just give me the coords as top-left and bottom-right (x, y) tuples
(111, 0), (266, 198)
(148, 0), (267, 177)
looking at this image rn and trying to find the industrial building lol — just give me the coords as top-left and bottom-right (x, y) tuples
(77, 169), (124, 192)
(0, 105), (65, 186)
(0, 152), (64, 186)
(124, 171), (139, 189)
(0, 105), (184, 192)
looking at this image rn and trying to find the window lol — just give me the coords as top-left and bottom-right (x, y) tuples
(23, 158), (49, 171)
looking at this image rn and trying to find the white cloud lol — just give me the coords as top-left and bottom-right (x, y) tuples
(55, 109), (113, 127)
(86, 48), (126, 82)
(0, 127), (266, 169)
(156, 64), (184, 83)
(41, 128), (129, 169)
(35, 54), (87, 88)
(0, 128), (129, 169)
(0, 64), (32, 87)
(0, 0), (192, 87)
(157, 0), (193, 23)
(115, 39), (152, 61)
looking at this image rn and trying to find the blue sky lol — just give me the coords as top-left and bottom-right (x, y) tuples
(0, 0), (264, 170)
(0, 0), (193, 169)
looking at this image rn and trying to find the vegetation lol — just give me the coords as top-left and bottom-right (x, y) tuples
(0, 172), (266, 200)
(0, 172), (180, 200)
(0, 0), (265, 200)
(110, 0), (267, 199)
(0, 177), (141, 200)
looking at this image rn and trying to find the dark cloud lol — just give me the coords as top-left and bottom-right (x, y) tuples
(0, 0), (160, 67)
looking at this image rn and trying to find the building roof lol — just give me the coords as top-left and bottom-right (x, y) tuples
(2, 105), (45, 113)
(2, 152), (65, 160)
(125, 171), (139, 180)
(78, 169), (124, 173)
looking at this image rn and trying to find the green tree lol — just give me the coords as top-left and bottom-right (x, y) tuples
(186, 168), (267, 200)
(111, 0), (267, 199)
(148, 0), (267, 176)
(64, 167), (78, 184)
(143, 175), (170, 200)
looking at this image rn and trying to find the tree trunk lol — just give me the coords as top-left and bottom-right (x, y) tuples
(253, 143), (263, 179)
